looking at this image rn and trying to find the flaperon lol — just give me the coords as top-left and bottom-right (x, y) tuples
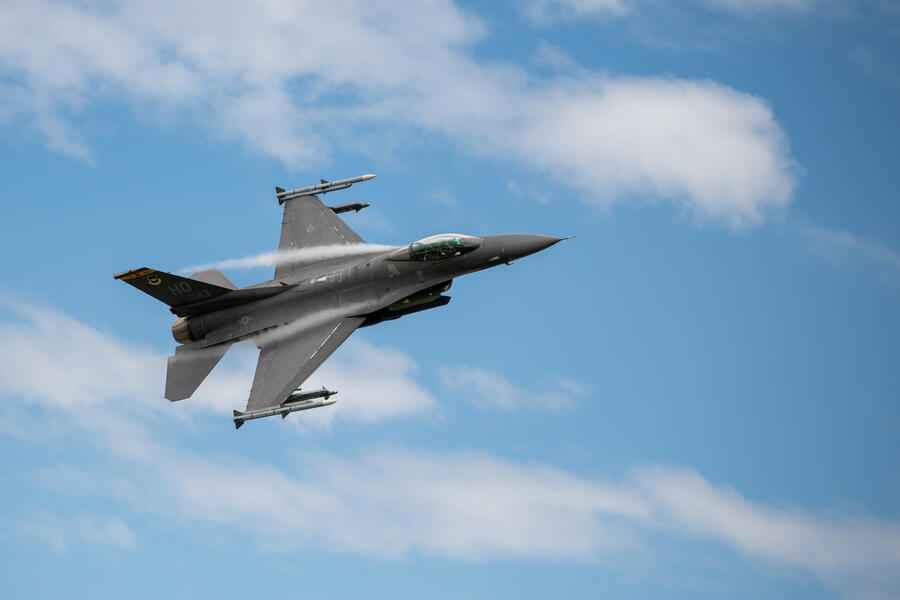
(115, 174), (568, 429)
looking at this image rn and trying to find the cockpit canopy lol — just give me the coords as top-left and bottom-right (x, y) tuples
(389, 234), (482, 261)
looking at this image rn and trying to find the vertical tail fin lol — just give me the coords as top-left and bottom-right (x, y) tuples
(114, 267), (232, 308)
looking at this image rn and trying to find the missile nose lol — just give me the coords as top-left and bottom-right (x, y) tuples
(501, 234), (567, 260)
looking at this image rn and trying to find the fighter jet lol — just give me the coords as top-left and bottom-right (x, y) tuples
(115, 174), (567, 429)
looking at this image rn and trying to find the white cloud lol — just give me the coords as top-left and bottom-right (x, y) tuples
(29, 443), (900, 597)
(150, 447), (650, 559)
(800, 226), (900, 287)
(0, 300), (161, 409)
(0, 0), (796, 228)
(506, 76), (794, 228)
(849, 45), (900, 89)
(303, 338), (436, 427)
(2, 298), (900, 596)
(635, 466), (900, 597)
(531, 41), (581, 73)
(704, 0), (821, 13)
(0, 298), (435, 427)
(524, 0), (826, 21)
(438, 364), (590, 411)
(15, 510), (138, 552)
(524, 0), (630, 23)
(637, 466), (900, 571)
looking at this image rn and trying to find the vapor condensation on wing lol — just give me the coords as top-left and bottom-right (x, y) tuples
(252, 299), (384, 347)
(178, 244), (399, 274)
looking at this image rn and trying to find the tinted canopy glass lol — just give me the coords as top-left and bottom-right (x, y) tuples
(407, 234), (482, 261)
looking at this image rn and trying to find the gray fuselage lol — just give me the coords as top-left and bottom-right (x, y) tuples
(179, 234), (562, 348)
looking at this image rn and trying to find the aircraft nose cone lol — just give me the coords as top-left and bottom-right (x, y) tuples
(502, 234), (565, 260)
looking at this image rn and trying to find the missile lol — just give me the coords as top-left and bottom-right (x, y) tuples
(276, 174), (375, 204)
(232, 397), (336, 429)
(233, 388), (338, 429)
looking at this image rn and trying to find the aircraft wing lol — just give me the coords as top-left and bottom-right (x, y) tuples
(275, 194), (365, 280)
(245, 316), (364, 412)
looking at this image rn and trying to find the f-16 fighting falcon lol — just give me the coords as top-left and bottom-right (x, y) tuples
(115, 174), (567, 429)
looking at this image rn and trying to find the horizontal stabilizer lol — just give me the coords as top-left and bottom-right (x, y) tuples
(166, 342), (231, 401)
(114, 267), (232, 308)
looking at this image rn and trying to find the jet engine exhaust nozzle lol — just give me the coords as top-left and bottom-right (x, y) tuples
(171, 317), (194, 344)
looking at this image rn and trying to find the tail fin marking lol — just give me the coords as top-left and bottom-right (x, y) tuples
(114, 267), (232, 308)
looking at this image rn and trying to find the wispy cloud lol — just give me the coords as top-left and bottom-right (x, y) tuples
(15, 510), (138, 552)
(0, 300), (161, 409)
(703, 0), (823, 14)
(0, 0), (796, 229)
(523, 0), (630, 23)
(523, 0), (835, 22)
(2, 298), (900, 596)
(304, 339), (436, 427)
(800, 226), (900, 288)
(520, 0), (888, 54)
(530, 40), (581, 74)
(438, 364), (590, 411)
(0, 297), (434, 426)
(24, 441), (900, 597)
(634, 466), (900, 598)
(849, 45), (900, 88)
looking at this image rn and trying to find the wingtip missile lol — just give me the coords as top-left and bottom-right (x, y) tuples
(276, 174), (376, 204)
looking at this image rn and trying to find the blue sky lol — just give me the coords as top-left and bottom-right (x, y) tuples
(1, 0), (899, 598)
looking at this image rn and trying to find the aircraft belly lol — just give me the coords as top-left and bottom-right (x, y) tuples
(339, 283), (379, 309)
